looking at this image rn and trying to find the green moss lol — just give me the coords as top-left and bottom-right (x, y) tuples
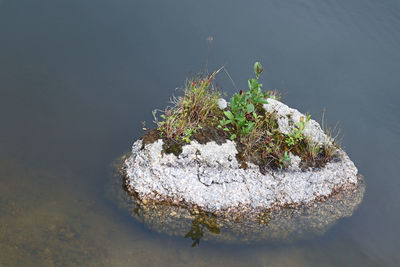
(193, 126), (228, 145)
(162, 139), (183, 157)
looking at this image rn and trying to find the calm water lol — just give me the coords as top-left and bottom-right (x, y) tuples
(1, 0), (400, 266)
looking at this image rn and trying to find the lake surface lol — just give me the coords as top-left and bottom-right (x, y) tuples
(1, 0), (400, 266)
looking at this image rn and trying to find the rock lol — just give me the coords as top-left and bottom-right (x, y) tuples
(263, 98), (331, 145)
(217, 98), (228, 110)
(123, 100), (360, 215)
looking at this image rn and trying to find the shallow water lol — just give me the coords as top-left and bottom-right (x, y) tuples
(1, 0), (400, 266)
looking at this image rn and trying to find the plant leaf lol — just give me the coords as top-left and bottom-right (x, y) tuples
(224, 111), (234, 120)
(257, 98), (268, 104)
(248, 79), (259, 90)
(246, 103), (255, 113)
(237, 117), (246, 125)
(254, 62), (263, 76)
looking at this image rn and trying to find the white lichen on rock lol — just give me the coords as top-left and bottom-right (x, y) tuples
(263, 98), (331, 146)
(123, 100), (358, 213)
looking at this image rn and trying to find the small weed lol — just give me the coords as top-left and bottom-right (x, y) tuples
(153, 69), (223, 145)
(279, 151), (291, 169)
(322, 109), (341, 149)
(285, 114), (310, 147)
(297, 139), (323, 168)
(182, 128), (197, 144)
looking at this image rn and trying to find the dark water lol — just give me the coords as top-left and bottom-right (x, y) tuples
(1, 0), (399, 266)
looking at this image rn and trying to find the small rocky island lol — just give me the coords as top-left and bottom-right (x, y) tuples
(118, 63), (364, 244)
(124, 97), (361, 212)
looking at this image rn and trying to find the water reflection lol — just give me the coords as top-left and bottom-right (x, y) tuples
(185, 212), (221, 247)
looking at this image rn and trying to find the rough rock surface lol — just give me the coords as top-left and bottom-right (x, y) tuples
(263, 98), (331, 145)
(123, 100), (359, 214)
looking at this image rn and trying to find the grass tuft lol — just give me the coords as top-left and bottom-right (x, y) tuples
(152, 69), (223, 143)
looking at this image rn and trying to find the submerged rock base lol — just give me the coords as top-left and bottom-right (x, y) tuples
(111, 165), (365, 244)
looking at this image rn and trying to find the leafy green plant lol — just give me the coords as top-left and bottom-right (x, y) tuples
(218, 62), (269, 140)
(279, 151), (291, 169)
(182, 128), (197, 143)
(285, 114), (310, 147)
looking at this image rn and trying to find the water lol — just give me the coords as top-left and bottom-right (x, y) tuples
(0, 0), (399, 265)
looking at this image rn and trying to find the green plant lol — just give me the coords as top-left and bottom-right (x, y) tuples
(305, 140), (321, 159)
(285, 114), (310, 147)
(319, 109), (341, 161)
(218, 62), (269, 140)
(321, 110), (341, 148)
(296, 113), (339, 168)
(298, 138), (322, 167)
(154, 69), (222, 143)
(141, 121), (147, 131)
(182, 128), (197, 143)
(279, 151), (291, 169)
